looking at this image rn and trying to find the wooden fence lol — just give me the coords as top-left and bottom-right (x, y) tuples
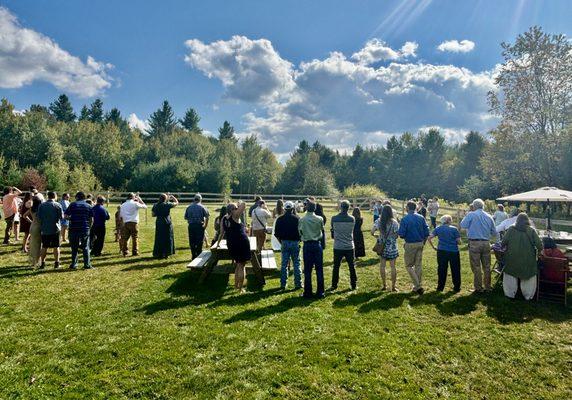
(80, 191), (572, 230)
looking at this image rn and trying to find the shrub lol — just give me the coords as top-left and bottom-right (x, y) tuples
(0, 160), (23, 188)
(343, 184), (386, 200)
(20, 167), (47, 191)
(67, 164), (101, 192)
(128, 158), (198, 192)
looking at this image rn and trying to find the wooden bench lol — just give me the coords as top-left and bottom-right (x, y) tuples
(260, 250), (278, 271)
(187, 251), (212, 269)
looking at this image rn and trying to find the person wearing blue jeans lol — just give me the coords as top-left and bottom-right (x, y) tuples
(69, 230), (91, 269)
(65, 191), (93, 270)
(281, 240), (301, 289)
(274, 201), (302, 290)
(298, 201), (325, 299)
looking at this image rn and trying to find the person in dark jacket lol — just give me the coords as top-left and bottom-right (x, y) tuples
(501, 213), (542, 300)
(274, 201), (301, 290)
(90, 196), (110, 256)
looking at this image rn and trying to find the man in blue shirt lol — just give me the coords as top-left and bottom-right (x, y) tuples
(184, 193), (210, 260)
(460, 198), (496, 293)
(398, 201), (429, 294)
(90, 195), (110, 257)
(65, 191), (93, 269)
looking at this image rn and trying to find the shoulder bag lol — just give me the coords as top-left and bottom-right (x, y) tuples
(373, 222), (392, 256)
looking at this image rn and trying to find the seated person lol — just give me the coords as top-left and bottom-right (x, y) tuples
(542, 237), (566, 259)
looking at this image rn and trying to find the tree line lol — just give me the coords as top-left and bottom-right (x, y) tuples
(0, 27), (570, 202)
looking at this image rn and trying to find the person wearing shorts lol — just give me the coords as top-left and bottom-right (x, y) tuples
(37, 191), (63, 269)
(2, 186), (22, 244)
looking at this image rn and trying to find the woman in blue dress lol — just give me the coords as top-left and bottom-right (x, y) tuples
(371, 205), (400, 291)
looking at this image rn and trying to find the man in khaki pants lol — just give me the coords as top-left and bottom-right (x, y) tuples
(460, 199), (496, 293)
(119, 193), (147, 256)
(398, 201), (429, 294)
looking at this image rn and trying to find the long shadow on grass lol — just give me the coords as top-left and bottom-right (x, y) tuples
(436, 288), (572, 324)
(0, 265), (37, 279)
(93, 255), (156, 268)
(332, 290), (380, 308)
(121, 258), (181, 271)
(355, 257), (382, 268)
(224, 295), (314, 324)
(206, 287), (283, 309)
(137, 270), (228, 315)
(358, 292), (416, 313)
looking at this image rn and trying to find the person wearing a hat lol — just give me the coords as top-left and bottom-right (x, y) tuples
(184, 193), (210, 260)
(274, 201), (302, 290)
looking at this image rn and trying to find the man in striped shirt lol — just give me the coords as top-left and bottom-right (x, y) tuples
(65, 191), (93, 269)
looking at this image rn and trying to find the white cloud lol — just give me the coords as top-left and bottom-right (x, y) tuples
(0, 7), (113, 97)
(127, 113), (150, 132)
(350, 39), (418, 65)
(184, 36), (498, 153)
(184, 35), (294, 102)
(437, 39), (475, 53)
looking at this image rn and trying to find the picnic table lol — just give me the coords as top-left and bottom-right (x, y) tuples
(538, 230), (572, 245)
(187, 236), (277, 284)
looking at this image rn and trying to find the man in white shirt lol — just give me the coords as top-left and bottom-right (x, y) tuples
(496, 208), (535, 238)
(119, 193), (147, 256)
(251, 200), (272, 252)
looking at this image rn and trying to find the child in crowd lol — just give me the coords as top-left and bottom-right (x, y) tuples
(114, 206), (123, 243)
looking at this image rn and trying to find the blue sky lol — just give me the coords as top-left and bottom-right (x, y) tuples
(1, 0), (571, 156)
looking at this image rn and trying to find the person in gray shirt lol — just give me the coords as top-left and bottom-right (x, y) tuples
(330, 200), (357, 291)
(37, 191), (63, 269)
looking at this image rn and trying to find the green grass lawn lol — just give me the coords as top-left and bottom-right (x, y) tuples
(1, 205), (571, 399)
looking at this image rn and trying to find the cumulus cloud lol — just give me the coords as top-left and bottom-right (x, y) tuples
(0, 7), (113, 97)
(351, 39), (418, 65)
(127, 113), (150, 132)
(437, 39), (475, 53)
(184, 36), (497, 153)
(184, 35), (294, 102)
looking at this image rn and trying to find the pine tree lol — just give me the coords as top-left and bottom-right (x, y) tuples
(49, 94), (76, 122)
(105, 108), (122, 124)
(79, 105), (90, 121)
(89, 99), (104, 123)
(147, 100), (177, 136)
(179, 107), (201, 132)
(218, 121), (236, 141)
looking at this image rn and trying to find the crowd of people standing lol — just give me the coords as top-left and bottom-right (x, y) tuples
(1, 187), (558, 302)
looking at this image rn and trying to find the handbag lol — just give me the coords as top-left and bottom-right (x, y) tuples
(253, 209), (272, 234)
(373, 222), (392, 256)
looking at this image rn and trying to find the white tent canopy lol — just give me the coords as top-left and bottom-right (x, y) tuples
(497, 187), (572, 203)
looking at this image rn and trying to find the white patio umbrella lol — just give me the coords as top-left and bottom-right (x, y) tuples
(497, 187), (572, 230)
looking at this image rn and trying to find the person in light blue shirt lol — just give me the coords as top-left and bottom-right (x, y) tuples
(429, 215), (461, 292)
(460, 199), (496, 293)
(398, 201), (429, 294)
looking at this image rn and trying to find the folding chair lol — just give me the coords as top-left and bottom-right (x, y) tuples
(537, 256), (569, 306)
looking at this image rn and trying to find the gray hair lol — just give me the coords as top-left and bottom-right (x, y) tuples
(194, 193), (202, 202)
(440, 215), (453, 224)
(472, 198), (485, 209)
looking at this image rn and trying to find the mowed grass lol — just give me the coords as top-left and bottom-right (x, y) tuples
(0, 204), (571, 399)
